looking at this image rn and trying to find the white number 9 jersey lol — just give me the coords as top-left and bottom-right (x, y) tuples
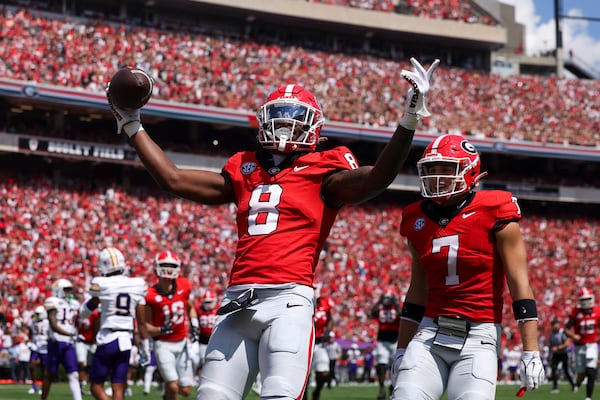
(89, 276), (147, 332)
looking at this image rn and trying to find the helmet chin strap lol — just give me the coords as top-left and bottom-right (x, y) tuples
(275, 127), (291, 152)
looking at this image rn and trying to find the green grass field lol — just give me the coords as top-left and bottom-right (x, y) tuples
(0, 382), (583, 400)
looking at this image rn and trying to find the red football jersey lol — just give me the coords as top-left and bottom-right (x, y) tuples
(222, 148), (358, 286)
(197, 307), (218, 343)
(146, 277), (192, 341)
(78, 309), (98, 344)
(568, 306), (600, 344)
(400, 191), (521, 323)
(314, 296), (333, 338)
(374, 303), (401, 333)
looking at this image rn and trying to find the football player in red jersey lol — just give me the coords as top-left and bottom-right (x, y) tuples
(303, 292), (334, 400)
(194, 290), (218, 377)
(390, 135), (545, 400)
(145, 251), (199, 400)
(565, 287), (600, 400)
(370, 292), (401, 400)
(76, 308), (99, 394)
(109, 57), (439, 400)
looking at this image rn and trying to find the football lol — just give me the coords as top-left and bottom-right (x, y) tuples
(107, 66), (153, 110)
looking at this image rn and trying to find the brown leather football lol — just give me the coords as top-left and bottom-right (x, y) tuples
(107, 66), (153, 110)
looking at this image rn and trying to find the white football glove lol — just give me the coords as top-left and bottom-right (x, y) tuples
(138, 338), (151, 367)
(389, 348), (405, 385)
(107, 84), (143, 138)
(399, 57), (440, 130)
(519, 351), (545, 391)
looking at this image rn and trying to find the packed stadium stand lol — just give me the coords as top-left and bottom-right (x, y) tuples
(0, 0), (598, 360)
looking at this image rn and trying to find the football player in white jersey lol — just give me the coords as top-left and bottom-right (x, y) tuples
(80, 247), (150, 400)
(42, 279), (82, 400)
(28, 305), (49, 394)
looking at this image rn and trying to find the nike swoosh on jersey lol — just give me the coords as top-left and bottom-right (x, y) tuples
(462, 211), (477, 219)
(286, 303), (303, 308)
(293, 165), (309, 172)
(177, 290), (184, 295)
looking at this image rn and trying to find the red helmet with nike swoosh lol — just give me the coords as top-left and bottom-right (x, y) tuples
(155, 250), (181, 279)
(256, 84), (324, 153)
(417, 134), (487, 203)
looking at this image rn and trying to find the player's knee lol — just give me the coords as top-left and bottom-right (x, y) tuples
(179, 385), (193, 397)
(197, 380), (239, 400)
(261, 375), (303, 399)
(454, 391), (493, 400)
(391, 382), (429, 399)
(376, 364), (387, 376)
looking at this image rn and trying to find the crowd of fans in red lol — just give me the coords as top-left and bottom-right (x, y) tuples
(312, 0), (498, 25)
(0, 8), (598, 147)
(0, 0), (598, 369)
(0, 173), (597, 350)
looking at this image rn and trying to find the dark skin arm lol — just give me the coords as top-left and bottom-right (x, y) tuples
(136, 303), (149, 340)
(131, 125), (414, 208)
(322, 127), (414, 206)
(129, 59), (438, 207)
(130, 131), (234, 205)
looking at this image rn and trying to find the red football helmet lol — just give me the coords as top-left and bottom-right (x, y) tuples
(578, 287), (594, 309)
(155, 250), (181, 279)
(417, 134), (487, 203)
(256, 84), (324, 153)
(201, 290), (217, 311)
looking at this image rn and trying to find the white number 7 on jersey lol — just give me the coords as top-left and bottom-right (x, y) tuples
(432, 235), (460, 286)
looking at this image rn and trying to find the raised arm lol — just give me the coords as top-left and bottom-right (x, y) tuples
(322, 57), (440, 206)
(108, 96), (234, 205)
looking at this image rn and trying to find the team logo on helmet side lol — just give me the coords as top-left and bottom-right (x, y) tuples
(461, 140), (477, 154)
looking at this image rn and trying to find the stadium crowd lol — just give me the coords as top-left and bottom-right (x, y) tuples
(312, 0), (499, 25)
(0, 0), (598, 393)
(0, 172), (597, 352)
(0, 8), (598, 147)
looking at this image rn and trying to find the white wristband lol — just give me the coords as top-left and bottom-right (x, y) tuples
(124, 123), (143, 138)
(399, 113), (419, 131)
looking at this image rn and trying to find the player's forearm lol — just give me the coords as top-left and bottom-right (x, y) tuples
(367, 127), (415, 193)
(396, 318), (419, 350)
(131, 129), (181, 191)
(324, 128), (414, 205)
(519, 320), (540, 352)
